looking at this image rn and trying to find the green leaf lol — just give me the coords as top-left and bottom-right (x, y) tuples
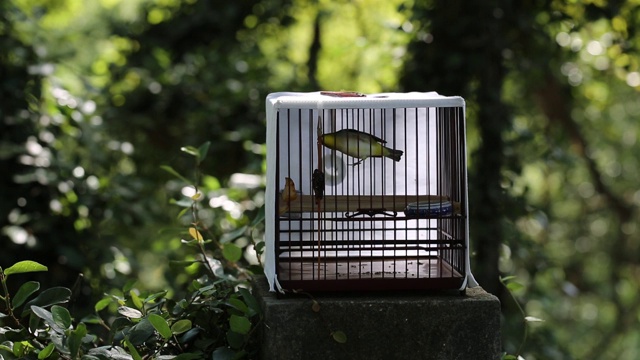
(506, 282), (524, 292)
(29, 310), (41, 332)
(212, 347), (236, 360)
(229, 314), (251, 335)
(128, 319), (155, 346)
(148, 314), (172, 340)
(180, 146), (200, 157)
(222, 243), (243, 263)
(176, 207), (190, 219)
(68, 323), (87, 358)
(51, 305), (72, 329)
(169, 260), (200, 267)
(226, 330), (245, 350)
(38, 342), (55, 359)
(31, 306), (64, 334)
(13, 340), (27, 357)
(250, 206), (265, 227)
(22, 287), (71, 316)
(124, 338), (142, 360)
(331, 330), (347, 344)
(118, 306), (143, 319)
(524, 316), (544, 322)
(500, 275), (517, 283)
(238, 288), (261, 317)
(144, 290), (168, 303)
(123, 279), (137, 293)
(160, 165), (191, 183)
(12, 281), (40, 309)
(203, 175), (221, 190)
(94, 297), (112, 312)
(220, 226), (247, 244)
(130, 290), (143, 310)
(80, 314), (103, 324)
(171, 319), (192, 335)
(502, 355), (518, 360)
(170, 198), (194, 208)
(197, 141), (211, 163)
(227, 298), (248, 315)
(4, 261), (48, 276)
(173, 353), (203, 360)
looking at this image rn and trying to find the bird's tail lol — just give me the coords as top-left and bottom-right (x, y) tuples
(384, 147), (403, 162)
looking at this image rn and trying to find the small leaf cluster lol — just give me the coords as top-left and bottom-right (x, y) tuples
(0, 142), (264, 359)
(0, 258), (262, 360)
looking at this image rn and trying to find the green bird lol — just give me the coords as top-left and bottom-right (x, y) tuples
(319, 129), (403, 165)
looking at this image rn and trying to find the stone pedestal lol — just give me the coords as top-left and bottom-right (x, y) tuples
(253, 277), (501, 360)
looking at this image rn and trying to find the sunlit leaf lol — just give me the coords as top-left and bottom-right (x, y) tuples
(189, 227), (203, 241)
(130, 290), (143, 310)
(118, 306), (143, 319)
(94, 297), (112, 312)
(38, 343), (55, 359)
(181, 146), (198, 155)
(506, 282), (524, 292)
(4, 261), (48, 276)
(524, 316), (544, 322)
(148, 314), (172, 340)
(222, 243), (243, 262)
(171, 319), (192, 335)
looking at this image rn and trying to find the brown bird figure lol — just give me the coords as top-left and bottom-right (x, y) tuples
(279, 177), (298, 215)
(312, 169), (325, 203)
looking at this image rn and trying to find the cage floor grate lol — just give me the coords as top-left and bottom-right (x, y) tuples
(277, 256), (462, 281)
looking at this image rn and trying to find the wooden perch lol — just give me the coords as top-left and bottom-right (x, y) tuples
(280, 195), (461, 215)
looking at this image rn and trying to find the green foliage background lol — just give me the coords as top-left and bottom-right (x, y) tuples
(2, 0), (639, 359)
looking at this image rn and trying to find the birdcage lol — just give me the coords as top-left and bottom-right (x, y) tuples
(264, 91), (475, 293)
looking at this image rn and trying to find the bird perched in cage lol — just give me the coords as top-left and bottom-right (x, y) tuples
(319, 129), (403, 165)
(279, 177), (298, 215)
(312, 169), (324, 203)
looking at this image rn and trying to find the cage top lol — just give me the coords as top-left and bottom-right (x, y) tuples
(267, 91), (465, 109)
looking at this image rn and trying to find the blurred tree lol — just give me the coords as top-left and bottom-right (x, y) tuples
(401, 0), (640, 358)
